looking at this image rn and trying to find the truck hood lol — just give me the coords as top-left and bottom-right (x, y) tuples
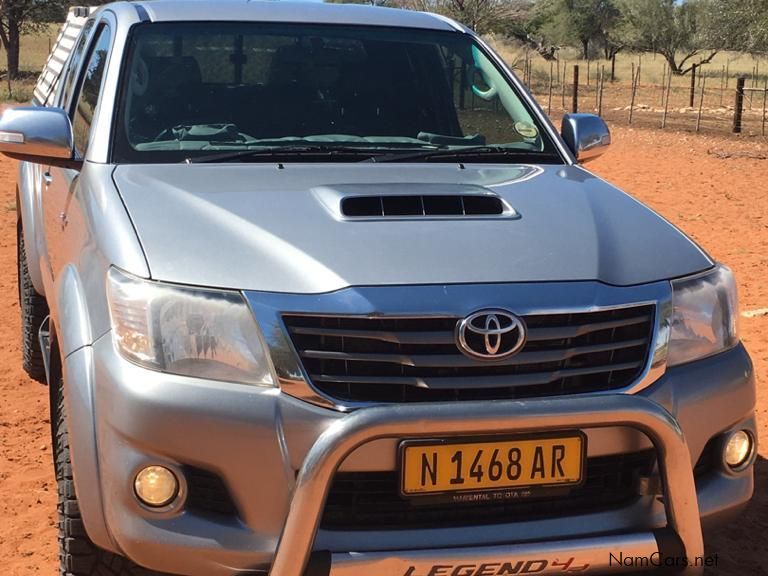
(112, 163), (712, 293)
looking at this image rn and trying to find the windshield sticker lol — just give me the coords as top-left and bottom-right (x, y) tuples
(515, 122), (539, 139)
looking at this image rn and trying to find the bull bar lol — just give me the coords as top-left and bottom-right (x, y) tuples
(268, 394), (705, 576)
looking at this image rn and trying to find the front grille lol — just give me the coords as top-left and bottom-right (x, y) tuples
(322, 450), (657, 530)
(283, 305), (654, 403)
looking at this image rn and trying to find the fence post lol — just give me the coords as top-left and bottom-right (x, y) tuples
(762, 78), (767, 136)
(611, 54), (616, 82)
(598, 66), (605, 116)
(595, 65), (600, 109)
(548, 61), (554, 116)
(689, 64), (697, 108)
(561, 60), (567, 108)
(696, 77), (706, 132)
(720, 65), (726, 106)
(662, 66), (672, 129)
(572, 65), (579, 113)
(527, 58), (533, 86)
(733, 77), (746, 133)
(628, 66), (639, 124)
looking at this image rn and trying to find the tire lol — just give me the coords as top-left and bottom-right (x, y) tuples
(54, 377), (170, 576)
(18, 218), (49, 383)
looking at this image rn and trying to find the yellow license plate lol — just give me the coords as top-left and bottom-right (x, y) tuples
(400, 435), (585, 496)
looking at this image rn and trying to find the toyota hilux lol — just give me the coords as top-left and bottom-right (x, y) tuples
(1, 2), (756, 575)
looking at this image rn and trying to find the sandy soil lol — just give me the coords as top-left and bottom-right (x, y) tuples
(1, 126), (767, 575)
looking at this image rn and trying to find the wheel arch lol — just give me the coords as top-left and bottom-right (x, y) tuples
(49, 318), (120, 554)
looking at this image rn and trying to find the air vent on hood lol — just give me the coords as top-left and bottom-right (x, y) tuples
(312, 183), (520, 221)
(341, 195), (505, 218)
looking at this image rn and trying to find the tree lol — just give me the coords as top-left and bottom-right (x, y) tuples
(0, 0), (65, 79)
(619, 0), (717, 74)
(564, 0), (623, 58)
(492, 0), (557, 59)
(520, 0), (623, 59)
(703, 0), (768, 54)
(592, 0), (626, 59)
(430, 0), (528, 34)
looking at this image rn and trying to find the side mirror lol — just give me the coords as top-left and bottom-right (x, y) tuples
(560, 113), (611, 163)
(0, 106), (77, 168)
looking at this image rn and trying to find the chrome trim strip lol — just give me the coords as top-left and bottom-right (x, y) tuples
(245, 281), (672, 411)
(329, 533), (660, 575)
(266, 395), (703, 576)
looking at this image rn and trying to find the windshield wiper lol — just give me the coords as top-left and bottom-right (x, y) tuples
(185, 143), (443, 164)
(186, 144), (384, 164)
(363, 145), (553, 163)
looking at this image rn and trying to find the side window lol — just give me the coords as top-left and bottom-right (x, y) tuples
(58, 19), (96, 109)
(72, 25), (112, 156)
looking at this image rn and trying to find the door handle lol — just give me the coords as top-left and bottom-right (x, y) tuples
(43, 172), (53, 186)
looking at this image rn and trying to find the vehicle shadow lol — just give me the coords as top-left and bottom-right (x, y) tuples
(702, 454), (768, 575)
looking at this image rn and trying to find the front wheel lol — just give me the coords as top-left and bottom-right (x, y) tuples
(17, 218), (48, 383)
(53, 377), (170, 576)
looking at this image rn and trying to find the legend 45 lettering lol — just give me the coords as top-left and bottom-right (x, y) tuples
(402, 557), (591, 576)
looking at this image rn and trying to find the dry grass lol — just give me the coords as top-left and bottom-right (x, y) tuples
(493, 38), (767, 86)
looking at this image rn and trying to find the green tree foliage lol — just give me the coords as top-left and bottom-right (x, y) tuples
(704, 0), (768, 53)
(619, 0), (717, 74)
(564, 0), (623, 58)
(521, 0), (623, 59)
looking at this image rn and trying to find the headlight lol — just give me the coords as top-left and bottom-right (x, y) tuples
(667, 265), (739, 367)
(107, 268), (274, 386)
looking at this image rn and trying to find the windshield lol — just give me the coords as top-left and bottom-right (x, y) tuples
(112, 22), (561, 163)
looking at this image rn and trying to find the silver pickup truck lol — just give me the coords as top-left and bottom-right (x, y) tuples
(1, 2), (756, 576)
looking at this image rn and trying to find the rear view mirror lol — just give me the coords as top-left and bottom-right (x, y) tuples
(560, 113), (611, 163)
(0, 106), (77, 168)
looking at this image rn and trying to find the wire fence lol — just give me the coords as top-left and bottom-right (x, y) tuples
(515, 57), (768, 138)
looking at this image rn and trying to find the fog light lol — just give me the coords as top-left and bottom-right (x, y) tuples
(134, 466), (179, 507)
(724, 430), (753, 469)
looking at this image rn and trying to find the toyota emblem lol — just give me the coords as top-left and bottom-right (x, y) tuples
(456, 310), (527, 360)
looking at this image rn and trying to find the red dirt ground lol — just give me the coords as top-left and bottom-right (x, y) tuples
(1, 126), (767, 575)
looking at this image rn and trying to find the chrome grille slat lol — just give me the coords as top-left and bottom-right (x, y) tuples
(311, 361), (645, 389)
(301, 338), (647, 368)
(290, 326), (455, 345)
(525, 315), (652, 341)
(283, 305), (655, 403)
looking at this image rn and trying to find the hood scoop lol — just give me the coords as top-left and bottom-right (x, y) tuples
(314, 183), (519, 220)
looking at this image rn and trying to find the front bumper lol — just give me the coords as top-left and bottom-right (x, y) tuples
(272, 394), (703, 576)
(64, 337), (755, 576)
